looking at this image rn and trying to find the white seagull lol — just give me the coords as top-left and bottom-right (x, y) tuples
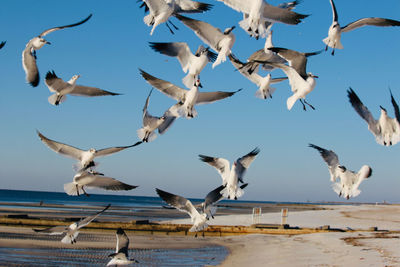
(45, 71), (120, 105)
(199, 148), (260, 200)
(137, 89), (175, 142)
(149, 42), (217, 88)
(175, 14), (236, 68)
(347, 88), (400, 146)
(37, 131), (142, 171)
(33, 204), (110, 244)
(215, 0), (308, 39)
(309, 144), (372, 199)
(141, 0), (212, 35)
(22, 14), (92, 87)
(139, 69), (241, 118)
(64, 170), (138, 196)
(229, 55), (287, 99)
(323, 0), (400, 55)
(107, 228), (138, 266)
(266, 47), (321, 110)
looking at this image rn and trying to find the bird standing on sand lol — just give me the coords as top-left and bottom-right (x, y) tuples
(107, 228), (138, 266)
(323, 0), (400, 55)
(22, 14), (92, 87)
(309, 144), (372, 200)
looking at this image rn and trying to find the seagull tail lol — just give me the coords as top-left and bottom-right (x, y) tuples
(286, 94), (299, 110)
(331, 182), (342, 197)
(255, 87), (275, 100)
(61, 231), (79, 244)
(137, 128), (147, 141)
(182, 73), (195, 89)
(322, 37), (343, 49)
(48, 94), (67, 106)
(143, 14), (154, 26)
(147, 132), (157, 142)
(221, 186), (244, 200)
(64, 182), (82, 196)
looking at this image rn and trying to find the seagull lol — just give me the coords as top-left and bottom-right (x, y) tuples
(22, 14), (92, 87)
(44, 71), (121, 105)
(199, 148), (260, 200)
(137, 89), (174, 142)
(229, 55), (287, 99)
(265, 47), (321, 110)
(107, 228), (138, 266)
(175, 14), (236, 68)
(347, 88), (400, 146)
(141, 0), (212, 35)
(323, 0), (400, 55)
(0, 41), (6, 49)
(37, 130), (142, 171)
(64, 170), (138, 196)
(215, 0), (308, 39)
(309, 144), (372, 200)
(33, 204), (110, 244)
(149, 42), (217, 88)
(139, 69), (241, 118)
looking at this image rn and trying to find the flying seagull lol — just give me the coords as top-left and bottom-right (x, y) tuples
(141, 0), (212, 35)
(323, 0), (400, 55)
(229, 55), (287, 99)
(175, 14), (236, 68)
(215, 0), (308, 39)
(37, 130), (142, 171)
(149, 42), (217, 88)
(64, 170), (138, 196)
(265, 47), (321, 110)
(137, 89), (175, 142)
(309, 144), (372, 200)
(347, 88), (400, 146)
(22, 14), (92, 87)
(199, 147), (260, 200)
(107, 228), (138, 266)
(0, 41), (6, 49)
(139, 69), (241, 118)
(45, 71), (121, 105)
(33, 204), (110, 244)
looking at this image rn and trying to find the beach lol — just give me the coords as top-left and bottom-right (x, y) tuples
(0, 201), (399, 266)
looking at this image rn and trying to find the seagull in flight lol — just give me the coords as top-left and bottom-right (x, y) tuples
(229, 55), (287, 100)
(309, 144), (372, 200)
(141, 0), (212, 35)
(149, 42), (217, 88)
(199, 147), (260, 200)
(64, 170), (138, 196)
(33, 204), (110, 244)
(265, 47), (321, 110)
(37, 130), (142, 171)
(22, 14), (92, 87)
(323, 0), (400, 55)
(107, 228), (139, 266)
(215, 0), (308, 39)
(139, 69), (241, 118)
(175, 14), (236, 68)
(347, 88), (400, 146)
(44, 71), (121, 105)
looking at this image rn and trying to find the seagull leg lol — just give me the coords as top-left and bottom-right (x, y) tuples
(82, 187), (90, 197)
(331, 48), (335, 56)
(165, 23), (174, 34)
(168, 20), (179, 30)
(300, 99), (307, 111)
(194, 232), (198, 238)
(325, 45), (328, 51)
(76, 185), (80, 196)
(304, 100), (315, 110)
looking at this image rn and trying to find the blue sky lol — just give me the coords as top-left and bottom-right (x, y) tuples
(1, 0), (400, 203)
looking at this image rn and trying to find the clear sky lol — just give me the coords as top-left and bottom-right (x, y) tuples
(1, 0), (400, 203)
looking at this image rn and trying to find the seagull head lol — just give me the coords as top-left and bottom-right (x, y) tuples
(224, 26), (235, 35)
(338, 165), (347, 172)
(308, 73), (319, 79)
(89, 148), (96, 154)
(32, 37), (51, 49)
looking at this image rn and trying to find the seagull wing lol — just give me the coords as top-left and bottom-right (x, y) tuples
(268, 47), (307, 77)
(139, 69), (187, 101)
(329, 0), (338, 23)
(309, 143), (340, 182)
(390, 90), (400, 124)
(85, 175), (138, 191)
(149, 42), (193, 71)
(44, 71), (68, 93)
(115, 228), (130, 256)
(39, 14), (93, 37)
(235, 147), (260, 183)
(262, 2), (308, 25)
(156, 188), (200, 220)
(95, 142), (141, 158)
(196, 89), (241, 104)
(175, 14), (224, 52)
(144, 0), (166, 16)
(199, 155), (230, 184)
(215, 0), (253, 14)
(69, 85), (120, 97)
(33, 225), (67, 235)
(174, 0), (213, 13)
(76, 204), (111, 229)
(203, 184), (225, 209)
(22, 44), (39, 87)
(0, 41), (5, 49)
(263, 61), (306, 93)
(341, 17), (400, 33)
(37, 130), (84, 160)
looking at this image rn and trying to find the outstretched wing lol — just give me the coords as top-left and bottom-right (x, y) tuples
(149, 42), (193, 71)
(70, 85), (120, 97)
(115, 228), (130, 256)
(95, 142), (141, 157)
(37, 130), (84, 160)
(76, 204), (111, 229)
(341, 17), (400, 33)
(156, 188), (199, 220)
(45, 71), (68, 93)
(196, 89), (241, 104)
(199, 155), (230, 184)
(85, 174), (138, 191)
(390, 89), (400, 124)
(235, 147), (260, 183)
(39, 14), (93, 37)
(309, 143), (339, 182)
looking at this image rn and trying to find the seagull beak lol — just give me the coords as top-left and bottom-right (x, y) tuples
(199, 82), (203, 88)
(312, 75), (319, 78)
(380, 106), (387, 112)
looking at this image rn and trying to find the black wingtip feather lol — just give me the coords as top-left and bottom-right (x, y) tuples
(45, 70), (58, 80)
(197, 3), (213, 12)
(199, 154), (214, 163)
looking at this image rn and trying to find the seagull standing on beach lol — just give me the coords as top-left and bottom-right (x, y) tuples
(175, 14), (236, 68)
(199, 148), (260, 200)
(266, 47), (321, 110)
(64, 170), (138, 196)
(149, 42), (217, 88)
(22, 14), (92, 87)
(37, 131), (142, 171)
(139, 69), (241, 118)
(323, 0), (400, 55)
(141, 0), (212, 35)
(309, 144), (372, 200)
(347, 88), (400, 146)
(107, 228), (138, 266)
(33, 204), (110, 244)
